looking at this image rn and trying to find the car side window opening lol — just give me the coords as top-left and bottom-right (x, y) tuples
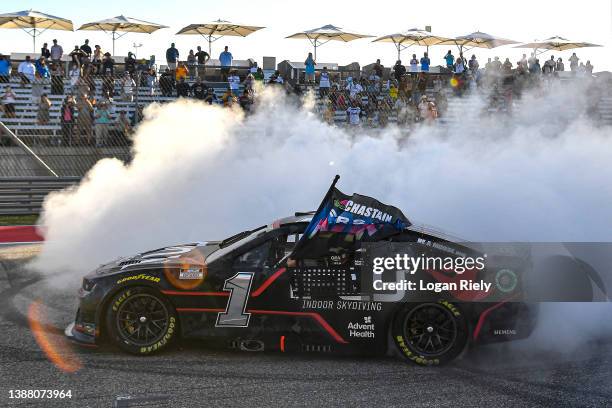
(233, 240), (272, 270)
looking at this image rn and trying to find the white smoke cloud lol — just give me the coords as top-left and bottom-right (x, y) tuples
(32, 81), (612, 281)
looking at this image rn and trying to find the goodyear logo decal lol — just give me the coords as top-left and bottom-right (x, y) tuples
(117, 274), (161, 284)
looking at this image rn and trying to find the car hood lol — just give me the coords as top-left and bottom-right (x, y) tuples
(94, 242), (221, 276)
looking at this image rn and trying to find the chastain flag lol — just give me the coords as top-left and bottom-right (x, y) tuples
(291, 176), (411, 258)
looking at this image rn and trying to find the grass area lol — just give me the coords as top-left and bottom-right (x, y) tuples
(0, 214), (39, 226)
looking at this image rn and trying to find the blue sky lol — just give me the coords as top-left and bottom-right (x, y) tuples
(1, 0), (611, 71)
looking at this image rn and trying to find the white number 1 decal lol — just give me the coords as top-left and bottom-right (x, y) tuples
(216, 272), (254, 327)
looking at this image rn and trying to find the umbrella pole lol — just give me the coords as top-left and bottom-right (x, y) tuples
(33, 28), (37, 54)
(208, 36), (212, 56)
(112, 32), (116, 56)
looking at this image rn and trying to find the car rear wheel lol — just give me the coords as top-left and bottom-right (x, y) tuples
(392, 301), (468, 366)
(106, 286), (177, 355)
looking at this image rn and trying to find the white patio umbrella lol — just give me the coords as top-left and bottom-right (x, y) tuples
(438, 31), (519, 53)
(176, 19), (265, 55)
(514, 36), (602, 56)
(286, 24), (372, 60)
(78, 15), (168, 55)
(372, 28), (452, 60)
(0, 9), (73, 52)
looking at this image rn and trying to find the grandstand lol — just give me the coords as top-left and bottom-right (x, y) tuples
(1, 51), (611, 180)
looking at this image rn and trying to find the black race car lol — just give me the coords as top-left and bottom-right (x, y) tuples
(66, 212), (545, 365)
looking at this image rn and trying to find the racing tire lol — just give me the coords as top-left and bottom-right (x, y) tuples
(392, 301), (468, 366)
(106, 286), (178, 355)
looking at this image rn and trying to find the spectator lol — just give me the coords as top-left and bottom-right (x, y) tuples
(176, 77), (190, 97)
(121, 73), (136, 102)
(175, 62), (189, 82)
(203, 87), (218, 105)
(345, 77), (363, 100)
(1, 86), (17, 118)
(166, 43), (179, 71)
(409, 54), (418, 73)
(60, 95), (76, 145)
(415, 72), (428, 102)
(117, 111), (132, 140)
(146, 68), (157, 96)
(243, 73), (255, 92)
(92, 45), (103, 74)
(159, 68), (175, 96)
(239, 89), (255, 112)
(124, 52), (136, 76)
(221, 86), (237, 107)
(50, 62), (64, 94)
(102, 71), (115, 98)
(543, 56), (555, 75)
(69, 63), (81, 92)
(35, 57), (51, 79)
(219, 46), (233, 80)
(520, 54), (528, 69)
(18, 56), (36, 84)
(50, 39), (63, 64)
(319, 66), (331, 96)
(195, 46), (210, 78)
(454, 57), (466, 75)
(444, 50), (454, 69)
(393, 60), (406, 82)
(102, 52), (115, 76)
(304, 52), (316, 85)
(0, 54), (10, 83)
(80, 39), (92, 58)
(227, 69), (241, 96)
(577, 62), (586, 76)
(41, 43), (51, 59)
(346, 101), (361, 126)
(94, 102), (112, 147)
(556, 58), (565, 72)
(569, 53), (579, 72)
(36, 94), (52, 125)
(268, 70), (284, 84)
(191, 77), (208, 99)
(420, 52), (430, 72)
(585, 60), (593, 74)
(373, 59), (383, 78)
(468, 55), (479, 73)
(187, 50), (197, 80)
(69, 45), (86, 66)
(502, 58), (513, 74)
(76, 92), (94, 144)
(491, 56), (502, 71)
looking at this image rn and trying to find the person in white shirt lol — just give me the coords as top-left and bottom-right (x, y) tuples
(50, 39), (63, 63)
(319, 67), (331, 96)
(227, 70), (241, 96)
(18, 56), (36, 83)
(68, 63), (81, 91)
(409, 54), (419, 73)
(345, 77), (363, 100)
(346, 102), (361, 126)
(121, 73), (136, 102)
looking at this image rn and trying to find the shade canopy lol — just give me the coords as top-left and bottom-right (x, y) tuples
(0, 9), (74, 52)
(372, 28), (452, 59)
(176, 19), (265, 54)
(286, 24), (372, 59)
(438, 31), (519, 51)
(78, 15), (168, 54)
(515, 36), (602, 54)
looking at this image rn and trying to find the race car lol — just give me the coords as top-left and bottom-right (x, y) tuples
(66, 211), (543, 365)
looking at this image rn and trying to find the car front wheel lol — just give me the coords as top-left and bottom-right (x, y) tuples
(106, 286), (177, 355)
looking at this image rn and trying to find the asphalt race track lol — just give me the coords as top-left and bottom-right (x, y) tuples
(1, 245), (612, 408)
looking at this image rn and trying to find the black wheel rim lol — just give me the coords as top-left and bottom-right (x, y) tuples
(116, 294), (169, 346)
(403, 304), (457, 356)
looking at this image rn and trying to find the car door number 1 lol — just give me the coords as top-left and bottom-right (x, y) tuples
(216, 272), (254, 327)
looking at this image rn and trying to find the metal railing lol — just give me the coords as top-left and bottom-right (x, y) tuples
(0, 177), (80, 215)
